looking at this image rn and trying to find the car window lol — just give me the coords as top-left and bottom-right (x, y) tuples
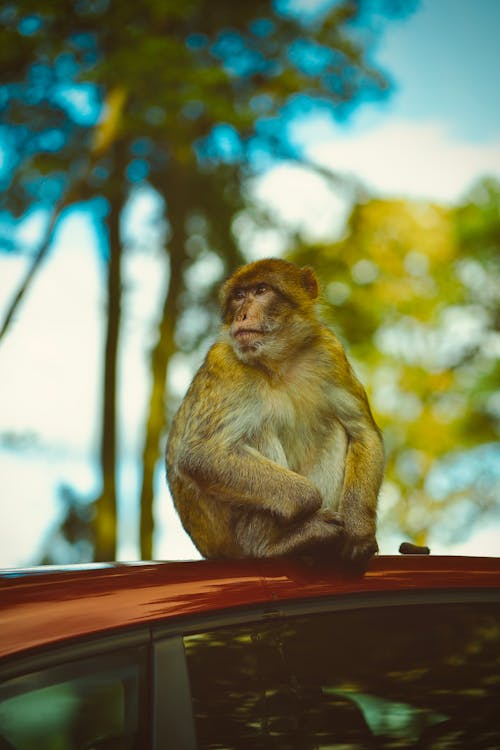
(0, 647), (148, 750)
(183, 602), (500, 749)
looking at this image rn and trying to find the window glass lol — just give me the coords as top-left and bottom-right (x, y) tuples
(183, 602), (500, 749)
(0, 648), (147, 750)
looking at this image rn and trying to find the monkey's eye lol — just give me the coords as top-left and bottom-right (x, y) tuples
(254, 284), (268, 296)
(232, 289), (245, 301)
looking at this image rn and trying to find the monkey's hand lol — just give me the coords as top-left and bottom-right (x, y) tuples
(317, 508), (345, 527)
(340, 527), (378, 569)
(279, 480), (325, 525)
(298, 507), (345, 544)
(338, 505), (378, 568)
(288, 508), (345, 559)
(338, 487), (378, 569)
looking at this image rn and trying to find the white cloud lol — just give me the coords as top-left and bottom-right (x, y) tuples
(252, 165), (350, 243)
(308, 119), (500, 204)
(429, 524), (500, 558)
(0, 213), (102, 453)
(252, 119), (500, 247)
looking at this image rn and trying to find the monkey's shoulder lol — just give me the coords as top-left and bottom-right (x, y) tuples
(315, 326), (359, 375)
(183, 342), (253, 403)
(203, 341), (251, 380)
(316, 324), (345, 353)
(294, 325), (347, 375)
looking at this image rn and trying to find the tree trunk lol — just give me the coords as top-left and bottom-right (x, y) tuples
(139, 163), (188, 559)
(94, 192), (122, 561)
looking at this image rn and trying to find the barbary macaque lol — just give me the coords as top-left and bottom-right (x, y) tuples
(167, 258), (384, 566)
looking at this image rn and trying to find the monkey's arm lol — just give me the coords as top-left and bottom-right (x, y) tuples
(178, 442), (322, 522)
(170, 366), (322, 523)
(330, 345), (384, 561)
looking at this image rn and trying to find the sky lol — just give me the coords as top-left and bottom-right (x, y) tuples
(254, 0), (500, 238)
(1, 0), (499, 567)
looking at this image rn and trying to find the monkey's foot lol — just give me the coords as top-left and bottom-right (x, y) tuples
(339, 533), (378, 570)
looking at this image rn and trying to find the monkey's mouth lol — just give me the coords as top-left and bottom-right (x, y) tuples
(233, 328), (264, 345)
(234, 327), (263, 338)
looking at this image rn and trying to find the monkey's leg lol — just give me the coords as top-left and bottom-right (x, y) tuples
(235, 509), (345, 558)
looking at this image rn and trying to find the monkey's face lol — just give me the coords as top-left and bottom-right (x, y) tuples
(220, 259), (321, 366)
(227, 283), (280, 360)
(224, 283), (317, 366)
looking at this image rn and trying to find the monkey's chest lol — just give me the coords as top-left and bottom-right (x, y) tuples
(254, 389), (334, 473)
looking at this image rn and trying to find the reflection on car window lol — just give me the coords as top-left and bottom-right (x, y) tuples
(0, 648), (147, 750)
(184, 603), (500, 749)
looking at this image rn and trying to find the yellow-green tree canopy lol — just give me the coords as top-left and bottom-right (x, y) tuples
(289, 178), (500, 547)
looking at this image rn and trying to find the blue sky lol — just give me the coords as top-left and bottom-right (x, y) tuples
(260, 0), (500, 236)
(0, 0), (499, 566)
(284, 0), (500, 145)
(375, 0), (500, 142)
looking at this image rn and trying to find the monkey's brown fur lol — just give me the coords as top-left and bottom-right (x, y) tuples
(167, 258), (384, 565)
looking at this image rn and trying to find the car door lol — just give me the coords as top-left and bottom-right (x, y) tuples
(0, 632), (150, 750)
(153, 590), (500, 749)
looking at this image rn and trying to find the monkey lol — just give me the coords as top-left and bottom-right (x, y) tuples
(166, 258), (384, 566)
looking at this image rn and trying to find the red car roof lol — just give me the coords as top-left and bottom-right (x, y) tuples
(1, 555), (499, 661)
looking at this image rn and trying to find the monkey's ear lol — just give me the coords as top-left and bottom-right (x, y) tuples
(300, 266), (319, 299)
(219, 278), (233, 320)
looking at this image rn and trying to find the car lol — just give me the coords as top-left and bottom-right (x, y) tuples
(0, 554), (499, 749)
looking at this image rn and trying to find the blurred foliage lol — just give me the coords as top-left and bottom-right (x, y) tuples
(0, 0), (411, 220)
(1, 0), (420, 562)
(289, 178), (500, 547)
(14, 1), (496, 557)
(37, 485), (94, 566)
(0, 0), (412, 354)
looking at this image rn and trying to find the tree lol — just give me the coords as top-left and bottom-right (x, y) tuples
(289, 181), (500, 548)
(1, 0), (417, 560)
